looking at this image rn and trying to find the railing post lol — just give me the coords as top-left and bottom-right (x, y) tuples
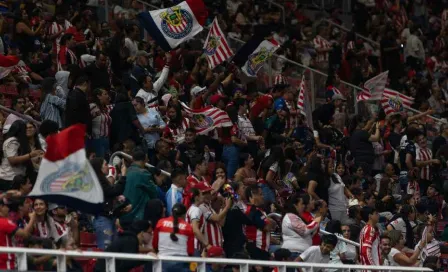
(106, 257), (116, 272)
(197, 261), (206, 272)
(56, 255), (67, 272)
(153, 259), (162, 272)
(16, 252), (27, 271)
(240, 263), (249, 272)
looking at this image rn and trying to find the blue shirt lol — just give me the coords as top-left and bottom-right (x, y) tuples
(137, 107), (166, 149)
(165, 184), (183, 216)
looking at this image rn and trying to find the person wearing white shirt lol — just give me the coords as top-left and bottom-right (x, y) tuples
(404, 26), (425, 69)
(124, 24), (139, 57)
(296, 234), (338, 272)
(136, 53), (171, 106)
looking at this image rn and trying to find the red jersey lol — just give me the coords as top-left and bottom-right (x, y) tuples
(153, 216), (194, 256)
(244, 204), (270, 252)
(199, 203), (223, 247)
(360, 224), (380, 266)
(0, 217), (18, 270)
(57, 45), (78, 71)
(65, 27), (86, 42)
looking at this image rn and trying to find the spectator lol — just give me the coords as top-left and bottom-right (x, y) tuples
(65, 76), (92, 136)
(380, 234), (392, 265)
(124, 24), (139, 58)
(39, 77), (66, 129)
(3, 96), (30, 134)
(359, 206), (380, 266)
(295, 234), (338, 272)
(186, 187), (212, 255)
(386, 229), (425, 266)
(89, 88), (112, 157)
(341, 224), (357, 264)
(57, 33), (78, 71)
(166, 168), (187, 216)
(121, 149), (157, 221)
(83, 51), (111, 91)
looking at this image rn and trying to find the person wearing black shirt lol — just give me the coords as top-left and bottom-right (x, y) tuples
(84, 51), (111, 91)
(176, 128), (204, 171)
(349, 116), (380, 175)
(399, 127), (421, 191)
(65, 76), (92, 135)
(433, 123), (448, 155)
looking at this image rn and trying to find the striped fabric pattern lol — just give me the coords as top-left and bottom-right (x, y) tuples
(297, 75), (306, 115)
(203, 18), (234, 69)
(357, 71), (389, 102)
(181, 102), (232, 135)
(380, 88), (414, 115)
(274, 74), (287, 86)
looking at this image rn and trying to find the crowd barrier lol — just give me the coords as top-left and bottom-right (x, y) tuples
(2, 246), (433, 272)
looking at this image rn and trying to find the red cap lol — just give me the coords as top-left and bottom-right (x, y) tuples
(193, 182), (213, 193)
(210, 94), (226, 105)
(207, 246), (224, 257)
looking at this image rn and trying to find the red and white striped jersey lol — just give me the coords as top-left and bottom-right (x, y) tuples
(359, 224), (380, 266)
(47, 20), (72, 53)
(394, 8), (408, 32)
(244, 204), (270, 252)
(313, 35), (331, 63)
(199, 203), (223, 247)
(0, 218), (18, 270)
(186, 204), (205, 250)
(57, 46), (78, 71)
(12, 60), (31, 83)
(153, 216), (194, 256)
(274, 74), (288, 86)
(416, 145), (432, 180)
(89, 103), (112, 138)
(163, 117), (190, 145)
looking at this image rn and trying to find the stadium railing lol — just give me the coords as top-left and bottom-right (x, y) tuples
(2, 246), (433, 272)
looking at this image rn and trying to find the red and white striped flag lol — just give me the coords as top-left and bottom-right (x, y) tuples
(357, 71), (389, 102)
(297, 75), (306, 115)
(203, 18), (234, 69)
(29, 124), (103, 213)
(381, 88), (414, 115)
(181, 102), (232, 134)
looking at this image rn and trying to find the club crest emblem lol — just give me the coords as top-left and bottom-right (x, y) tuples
(204, 35), (221, 55)
(160, 6), (194, 39)
(192, 114), (213, 129)
(246, 47), (272, 76)
(387, 96), (403, 112)
(41, 162), (94, 193)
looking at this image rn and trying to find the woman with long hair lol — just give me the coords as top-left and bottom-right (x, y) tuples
(32, 198), (51, 239)
(258, 146), (285, 203)
(0, 120), (43, 190)
(90, 157), (128, 250)
(281, 194), (321, 258)
(234, 153), (257, 185)
(387, 205), (416, 249)
(153, 203), (194, 271)
(307, 156), (329, 203)
(163, 105), (190, 147)
(386, 229), (426, 266)
(327, 159), (354, 223)
(26, 122), (43, 172)
(89, 88), (112, 157)
(40, 77), (66, 128)
(14, 9), (46, 59)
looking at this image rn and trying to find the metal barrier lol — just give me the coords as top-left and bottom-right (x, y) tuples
(0, 105), (41, 126)
(324, 19), (380, 46)
(109, 151), (171, 177)
(4, 246), (433, 272)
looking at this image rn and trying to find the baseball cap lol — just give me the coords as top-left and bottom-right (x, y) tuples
(207, 246), (224, 257)
(193, 182), (213, 193)
(210, 94), (226, 105)
(332, 94), (346, 101)
(191, 86), (206, 96)
(136, 50), (151, 57)
(48, 203), (66, 211)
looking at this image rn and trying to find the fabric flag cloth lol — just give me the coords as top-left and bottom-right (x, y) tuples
(0, 55), (19, 80)
(203, 17), (234, 69)
(29, 124), (104, 213)
(297, 75), (306, 115)
(232, 36), (280, 77)
(356, 71), (389, 102)
(138, 0), (207, 52)
(181, 102), (232, 134)
(381, 88), (414, 115)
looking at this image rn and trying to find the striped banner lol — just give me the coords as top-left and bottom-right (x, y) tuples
(203, 18), (234, 69)
(181, 102), (232, 134)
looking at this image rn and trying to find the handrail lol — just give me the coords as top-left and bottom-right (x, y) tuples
(0, 105), (41, 126)
(267, 0), (286, 25)
(109, 151), (172, 177)
(267, 213), (360, 248)
(3, 246), (433, 272)
(324, 19), (380, 46)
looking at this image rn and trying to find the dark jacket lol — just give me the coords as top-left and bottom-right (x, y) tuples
(99, 176), (126, 218)
(94, 231), (143, 272)
(65, 88), (92, 135)
(109, 99), (140, 148)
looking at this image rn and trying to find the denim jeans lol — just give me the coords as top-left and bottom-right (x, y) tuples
(222, 145), (239, 179)
(89, 137), (110, 158)
(93, 216), (115, 250)
(260, 184), (276, 204)
(162, 260), (190, 272)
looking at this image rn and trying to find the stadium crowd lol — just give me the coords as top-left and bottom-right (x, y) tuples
(0, 0), (447, 272)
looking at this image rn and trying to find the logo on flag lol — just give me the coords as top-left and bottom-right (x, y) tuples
(204, 34), (221, 56)
(160, 6), (193, 39)
(41, 162), (94, 193)
(387, 96), (404, 112)
(191, 114), (214, 129)
(247, 47), (272, 76)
